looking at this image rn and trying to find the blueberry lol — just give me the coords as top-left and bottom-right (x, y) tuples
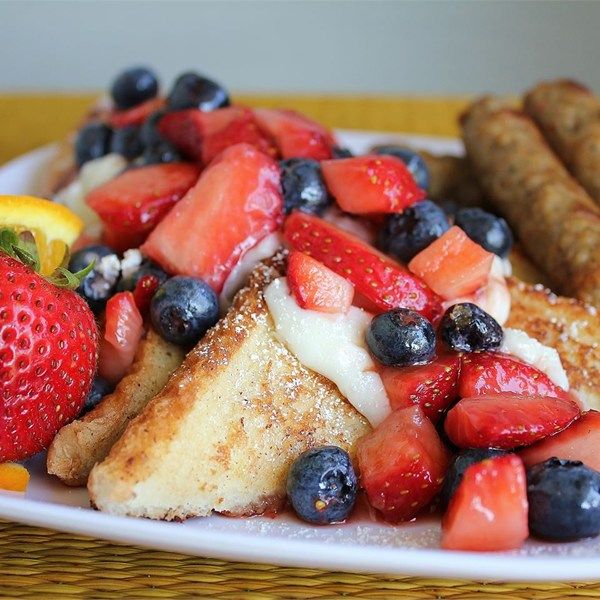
(110, 125), (143, 160)
(81, 376), (114, 416)
(75, 123), (112, 167)
(77, 253), (121, 314)
(118, 260), (169, 292)
(68, 244), (114, 273)
(373, 145), (430, 190)
(110, 66), (159, 110)
(379, 200), (450, 263)
(167, 72), (230, 111)
(441, 449), (507, 506)
(140, 110), (166, 147)
(150, 276), (219, 345)
(143, 139), (182, 165)
(527, 458), (600, 541)
(366, 308), (435, 366)
(286, 446), (357, 525)
(436, 199), (460, 218)
(454, 207), (513, 258)
(280, 158), (331, 215)
(440, 302), (503, 353)
(331, 146), (354, 159)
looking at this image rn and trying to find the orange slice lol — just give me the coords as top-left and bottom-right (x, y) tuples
(0, 195), (83, 275)
(0, 463), (30, 492)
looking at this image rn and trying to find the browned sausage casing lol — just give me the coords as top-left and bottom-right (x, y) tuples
(461, 96), (600, 306)
(525, 80), (600, 206)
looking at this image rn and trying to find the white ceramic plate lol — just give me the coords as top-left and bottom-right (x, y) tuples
(0, 132), (599, 583)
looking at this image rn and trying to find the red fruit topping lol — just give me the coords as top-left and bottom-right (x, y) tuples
(142, 143), (283, 293)
(0, 254), (98, 462)
(520, 410), (600, 472)
(284, 212), (442, 322)
(86, 163), (200, 252)
(445, 393), (581, 450)
(158, 109), (205, 162)
(287, 250), (354, 313)
(459, 352), (571, 401)
(98, 291), (144, 385)
(442, 455), (528, 551)
(408, 226), (494, 300)
(109, 97), (165, 128)
(357, 406), (451, 522)
(379, 353), (460, 422)
(321, 156), (425, 214)
(253, 108), (335, 160)
(159, 107), (278, 166)
(202, 107), (278, 164)
(133, 274), (161, 315)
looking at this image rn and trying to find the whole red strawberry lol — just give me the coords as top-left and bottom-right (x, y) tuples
(0, 253), (99, 461)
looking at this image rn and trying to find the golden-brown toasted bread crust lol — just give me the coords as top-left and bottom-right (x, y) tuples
(47, 329), (185, 486)
(88, 253), (370, 520)
(462, 96), (600, 306)
(507, 277), (600, 409)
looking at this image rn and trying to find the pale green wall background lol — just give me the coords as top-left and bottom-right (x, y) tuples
(2, 0), (599, 94)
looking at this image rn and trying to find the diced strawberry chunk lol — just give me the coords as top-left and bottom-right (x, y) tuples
(159, 107), (278, 165)
(408, 226), (494, 300)
(284, 212), (442, 322)
(133, 274), (161, 315)
(520, 410), (600, 471)
(202, 107), (278, 164)
(141, 143), (284, 293)
(445, 394), (581, 450)
(460, 352), (571, 401)
(442, 455), (528, 551)
(86, 163), (200, 252)
(379, 353), (460, 422)
(158, 110), (205, 162)
(253, 108), (335, 160)
(98, 292), (144, 384)
(357, 406), (451, 522)
(287, 251), (354, 313)
(321, 156), (425, 214)
(109, 97), (165, 128)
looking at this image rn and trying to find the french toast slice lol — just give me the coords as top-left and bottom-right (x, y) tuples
(88, 253), (370, 521)
(506, 278), (600, 410)
(47, 329), (186, 486)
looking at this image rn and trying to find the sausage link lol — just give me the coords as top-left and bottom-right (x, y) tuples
(525, 80), (600, 205)
(461, 96), (600, 306)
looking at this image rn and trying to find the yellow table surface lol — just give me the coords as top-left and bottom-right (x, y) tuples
(0, 93), (598, 599)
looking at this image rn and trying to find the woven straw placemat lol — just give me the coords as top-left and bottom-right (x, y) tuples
(0, 93), (599, 599)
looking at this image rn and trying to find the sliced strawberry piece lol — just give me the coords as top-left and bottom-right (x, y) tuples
(284, 212), (442, 322)
(520, 410), (600, 471)
(445, 394), (581, 450)
(460, 352), (571, 401)
(379, 353), (460, 422)
(141, 143), (283, 292)
(442, 454), (528, 551)
(287, 250), (354, 313)
(133, 274), (161, 315)
(202, 107), (278, 164)
(321, 156), (425, 214)
(87, 163), (200, 252)
(159, 106), (277, 165)
(158, 109), (205, 162)
(253, 108), (335, 160)
(357, 406), (451, 522)
(98, 291), (144, 384)
(109, 97), (165, 128)
(408, 226), (493, 300)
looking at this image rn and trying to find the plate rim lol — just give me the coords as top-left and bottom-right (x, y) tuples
(0, 134), (599, 583)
